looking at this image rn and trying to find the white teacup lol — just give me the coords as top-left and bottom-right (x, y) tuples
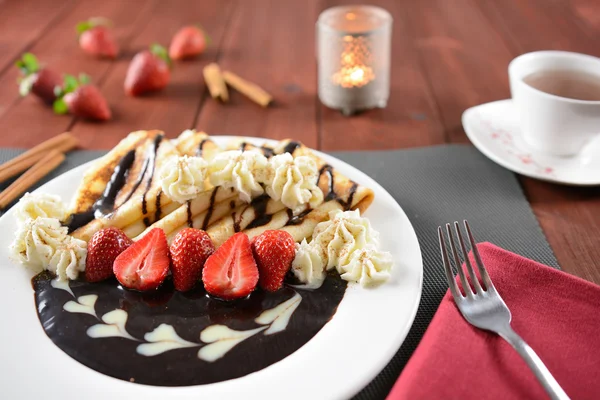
(509, 51), (600, 157)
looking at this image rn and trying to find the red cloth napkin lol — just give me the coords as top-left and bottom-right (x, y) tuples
(387, 243), (600, 400)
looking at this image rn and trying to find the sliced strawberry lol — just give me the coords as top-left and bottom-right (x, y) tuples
(169, 25), (208, 60)
(86, 227), (132, 282)
(124, 44), (171, 96)
(202, 232), (258, 300)
(170, 228), (215, 292)
(251, 230), (295, 292)
(113, 228), (170, 291)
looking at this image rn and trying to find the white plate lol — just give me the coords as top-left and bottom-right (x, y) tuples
(0, 136), (423, 400)
(463, 99), (600, 186)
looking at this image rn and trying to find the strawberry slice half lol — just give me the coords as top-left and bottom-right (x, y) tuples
(113, 228), (170, 291)
(202, 232), (259, 300)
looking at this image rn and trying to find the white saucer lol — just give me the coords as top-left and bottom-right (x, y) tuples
(462, 99), (600, 186)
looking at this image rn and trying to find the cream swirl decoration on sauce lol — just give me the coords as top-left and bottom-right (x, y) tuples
(291, 239), (326, 289)
(14, 192), (67, 222)
(10, 217), (87, 281)
(159, 155), (209, 203)
(208, 150), (269, 203)
(339, 245), (393, 287)
(265, 153), (323, 214)
(311, 209), (380, 271)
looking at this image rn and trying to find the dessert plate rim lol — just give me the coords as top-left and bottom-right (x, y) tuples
(0, 135), (423, 400)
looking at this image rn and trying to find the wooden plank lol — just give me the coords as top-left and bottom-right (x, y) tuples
(72, 0), (235, 149)
(405, 0), (600, 283)
(402, 0), (513, 144)
(480, 0), (600, 56)
(195, 0), (320, 149)
(319, 0), (445, 151)
(0, 0), (74, 77)
(564, 0), (600, 32)
(0, 0), (156, 148)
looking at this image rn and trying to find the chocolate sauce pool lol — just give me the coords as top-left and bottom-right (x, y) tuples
(32, 272), (346, 386)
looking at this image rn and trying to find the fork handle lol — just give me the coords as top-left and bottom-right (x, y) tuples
(497, 326), (570, 400)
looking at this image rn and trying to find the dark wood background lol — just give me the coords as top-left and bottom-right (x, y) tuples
(0, 0), (599, 283)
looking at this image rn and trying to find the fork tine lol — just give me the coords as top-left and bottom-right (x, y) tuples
(438, 226), (462, 300)
(446, 223), (473, 297)
(464, 220), (494, 290)
(454, 221), (484, 294)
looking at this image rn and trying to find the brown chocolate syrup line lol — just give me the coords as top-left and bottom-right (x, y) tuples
(229, 200), (236, 210)
(65, 149), (137, 233)
(239, 142), (275, 158)
(154, 191), (162, 223)
(196, 139), (209, 157)
(318, 164), (336, 202)
(186, 201), (193, 228)
(142, 135), (164, 226)
(282, 141), (301, 155)
(244, 195), (272, 230)
(201, 187), (219, 231)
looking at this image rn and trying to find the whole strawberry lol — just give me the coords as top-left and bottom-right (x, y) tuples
(170, 228), (215, 292)
(124, 44), (171, 96)
(252, 230), (295, 292)
(77, 17), (118, 59)
(114, 228), (170, 291)
(15, 53), (62, 103)
(169, 25), (208, 60)
(54, 74), (111, 121)
(86, 227), (132, 282)
(202, 232), (258, 300)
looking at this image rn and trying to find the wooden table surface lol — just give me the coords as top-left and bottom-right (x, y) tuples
(0, 0), (599, 283)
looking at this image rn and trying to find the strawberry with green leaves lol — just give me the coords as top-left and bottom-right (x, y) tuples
(77, 17), (119, 59)
(15, 53), (62, 104)
(124, 44), (171, 96)
(54, 74), (111, 121)
(169, 25), (209, 60)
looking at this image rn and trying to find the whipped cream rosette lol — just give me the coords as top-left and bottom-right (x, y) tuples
(15, 193), (67, 222)
(265, 153), (323, 214)
(160, 155), (209, 203)
(208, 150), (269, 203)
(339, 245), (393, 287)
(291, 238), (326, 288)
(311, 209), (380, 272)
(10, 217), (87, 280)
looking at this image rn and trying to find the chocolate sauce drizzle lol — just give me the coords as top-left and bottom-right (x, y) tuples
(282, 141), (301, 155)
(245, 195), (272, 230)
(239, 142), (275, 158)
(186, 201), (193, 227)
(32, 272), (347, 387)
(142, 135), (164, 226)
(285, 208), (312, 226)
(65, 149), (137, 233)
(154, 191), (162, 223)
(319, 164), (336, 202)
(196, 139), (209, 157)
(201, 187), (219, 231)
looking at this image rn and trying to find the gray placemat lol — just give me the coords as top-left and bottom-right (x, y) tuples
(0, 145), (558, 399)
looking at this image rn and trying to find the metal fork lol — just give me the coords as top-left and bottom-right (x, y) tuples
(438, 220), (569, 400)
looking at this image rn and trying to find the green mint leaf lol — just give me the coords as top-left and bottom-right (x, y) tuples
(53, 98), (69, 115)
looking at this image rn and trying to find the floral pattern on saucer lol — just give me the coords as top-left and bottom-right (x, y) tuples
(462, 99), (600, 186)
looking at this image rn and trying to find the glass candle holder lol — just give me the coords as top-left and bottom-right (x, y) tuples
(317, 5), (392, 115)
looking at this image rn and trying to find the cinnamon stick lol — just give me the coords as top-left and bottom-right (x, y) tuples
(0, 132), (78, 182)
(203, 63), (229, 102)
(0, 150), (65, 209)
(222, 71), (273, 107)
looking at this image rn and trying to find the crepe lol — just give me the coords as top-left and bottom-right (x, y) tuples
(67, 131), (374, 247)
